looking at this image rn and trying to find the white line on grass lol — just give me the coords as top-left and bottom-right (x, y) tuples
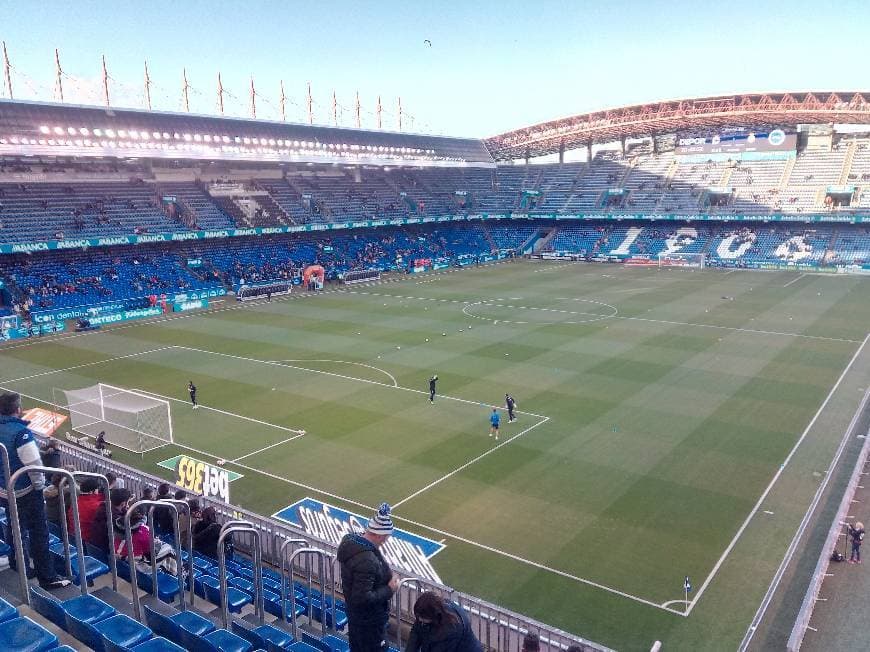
(687, 332), (870, 617)
(737, 383), (870, 650)
(268, 359), (398, 387)
(131, 387), (306, 436)
(231, 433), (307, 463)
(0, 374), (684, 614)
(180, 425), (683, 615)
(174, 345), (550, 420)
(392, 416), (550, 509)
(350, 289), (861, 343)
(0, 346), (177, 385)
(783, 274), (805, 288)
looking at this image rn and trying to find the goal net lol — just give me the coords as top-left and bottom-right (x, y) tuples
(58, 384), (173, 454)
(657, 252), (706, 269)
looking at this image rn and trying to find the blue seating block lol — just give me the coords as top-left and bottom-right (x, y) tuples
(132, 637), (186, 652)
(94, 614), (152, 651)
(201, 577), (251, 613)
(203, 628), (253, 652)
(0, 616), (59, 652)
(0, 597), (17, 624)
(62, 594), (116, 625)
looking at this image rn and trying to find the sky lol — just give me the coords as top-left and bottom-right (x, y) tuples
(3, 0), (870, 138)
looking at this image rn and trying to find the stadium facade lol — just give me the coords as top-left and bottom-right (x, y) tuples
(2, 93), (870, 649)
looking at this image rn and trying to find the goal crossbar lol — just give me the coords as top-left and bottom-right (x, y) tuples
(657, 252), (706, 269)
(58, 383), (173, 454)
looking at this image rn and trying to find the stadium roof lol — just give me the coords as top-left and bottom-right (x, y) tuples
(0, 99), (495, 168)
(485, 92), (870, 160)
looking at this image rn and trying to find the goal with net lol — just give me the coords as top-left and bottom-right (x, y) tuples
(57, 384), (173, 454)
(657, 252), (706, 269)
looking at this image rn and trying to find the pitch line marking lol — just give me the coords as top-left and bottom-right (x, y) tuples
(348, 289), (860, 343)
(174, 345), (549, 420)
(0, 375), (682, 615)
(693, 332), (870, 619)
(131, 387), (306, 436)
(783, 274), (806, 288)
(660, 599), (691, 609)
(268, 358), (398, 387)
(392, 416), (551, 509)
(231, 433), (307, 463)
(0, 346), (177, 385)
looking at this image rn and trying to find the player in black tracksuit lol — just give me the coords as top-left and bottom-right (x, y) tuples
(429, 375), (438, 403)
(505, 393), (516, 422)
(188, 381), (197, 409)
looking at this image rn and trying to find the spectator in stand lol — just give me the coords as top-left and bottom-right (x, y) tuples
(142, 486), (157, 502)
(114, 503), (178, 574)
(404, 591), (482, 652)
(192, 506), (231, 561)
(91, 487), (131, 554)
(154, 483), (175, 536)
(521, 633), (540, 652)
(43, 473), (65, 528)
(66, 476), (106, 546)
(0, 392), (71, 589)
(337, 502), (398, 651)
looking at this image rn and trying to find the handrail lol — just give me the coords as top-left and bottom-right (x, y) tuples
(279, 537), (309, 625)
(55, 441), (608, 651)
(217, 522), (263, 628)
(70, 470), (117, 591)
(123, 500), (183, 620)
(394, 577), (424, 649)
(6, 465), (87, 604)
(287, 547), (330, 639)
(162, 498), (194, 607)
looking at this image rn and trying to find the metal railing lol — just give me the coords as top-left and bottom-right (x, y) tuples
(217, 521), (263, 629)
(56, 440), (610, 651)
(786, 389), (870, 651)
(6, 464), (88, 605)
(122, 499), (185, 620)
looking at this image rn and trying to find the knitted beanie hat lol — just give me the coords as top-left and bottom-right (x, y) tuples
(367, 502), (394, 536)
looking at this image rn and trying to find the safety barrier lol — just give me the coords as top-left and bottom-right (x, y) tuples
(55, 439), (611, 651)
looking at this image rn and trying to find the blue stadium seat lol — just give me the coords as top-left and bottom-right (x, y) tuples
(143, 605), (214, 650)
(0, 596), (17, 624)
(197, 628), (253, 652)
(201, 577), (251, 612)
(231, 620), (294, 652)
(132, 637), (186, 652)
(29, 588), (67, 631)
(136, 568), (182, 603)
(62, 593), (116, 626)
(0, 616), (59, 652)
(93, 614), (152, 652)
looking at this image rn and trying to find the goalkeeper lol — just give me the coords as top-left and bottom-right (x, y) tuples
(188, 381), (198, 409)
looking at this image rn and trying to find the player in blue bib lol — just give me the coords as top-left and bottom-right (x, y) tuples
(489, 408), (500, 440)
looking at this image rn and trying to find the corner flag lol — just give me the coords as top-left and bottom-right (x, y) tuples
(684, 576), (692, 593)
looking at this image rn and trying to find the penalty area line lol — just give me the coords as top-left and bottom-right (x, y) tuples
(0, 346), (177, 385)
(167, 436), (682, 615)
(174, 345), (549, 420)
(231, 433), (307, 463)
(392, 416), (550, 509)
(131, 387), (306, 436)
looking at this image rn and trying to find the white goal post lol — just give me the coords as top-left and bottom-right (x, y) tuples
(657, 252), (707, 269)
(57, 383), (173, 454)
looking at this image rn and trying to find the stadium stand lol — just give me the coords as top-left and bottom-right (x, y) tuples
(0, 440), (601, 652)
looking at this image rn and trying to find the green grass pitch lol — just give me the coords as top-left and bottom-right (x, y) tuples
(2, 260), (869, 650)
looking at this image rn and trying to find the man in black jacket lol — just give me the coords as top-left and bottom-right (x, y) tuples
(337, 503), (398, 651)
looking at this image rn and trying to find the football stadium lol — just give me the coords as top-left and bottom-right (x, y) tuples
(1, 18), (870, 652)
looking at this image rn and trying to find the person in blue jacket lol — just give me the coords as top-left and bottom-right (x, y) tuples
(0, 392), (71, 589)
(489, 408), (500, 440)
